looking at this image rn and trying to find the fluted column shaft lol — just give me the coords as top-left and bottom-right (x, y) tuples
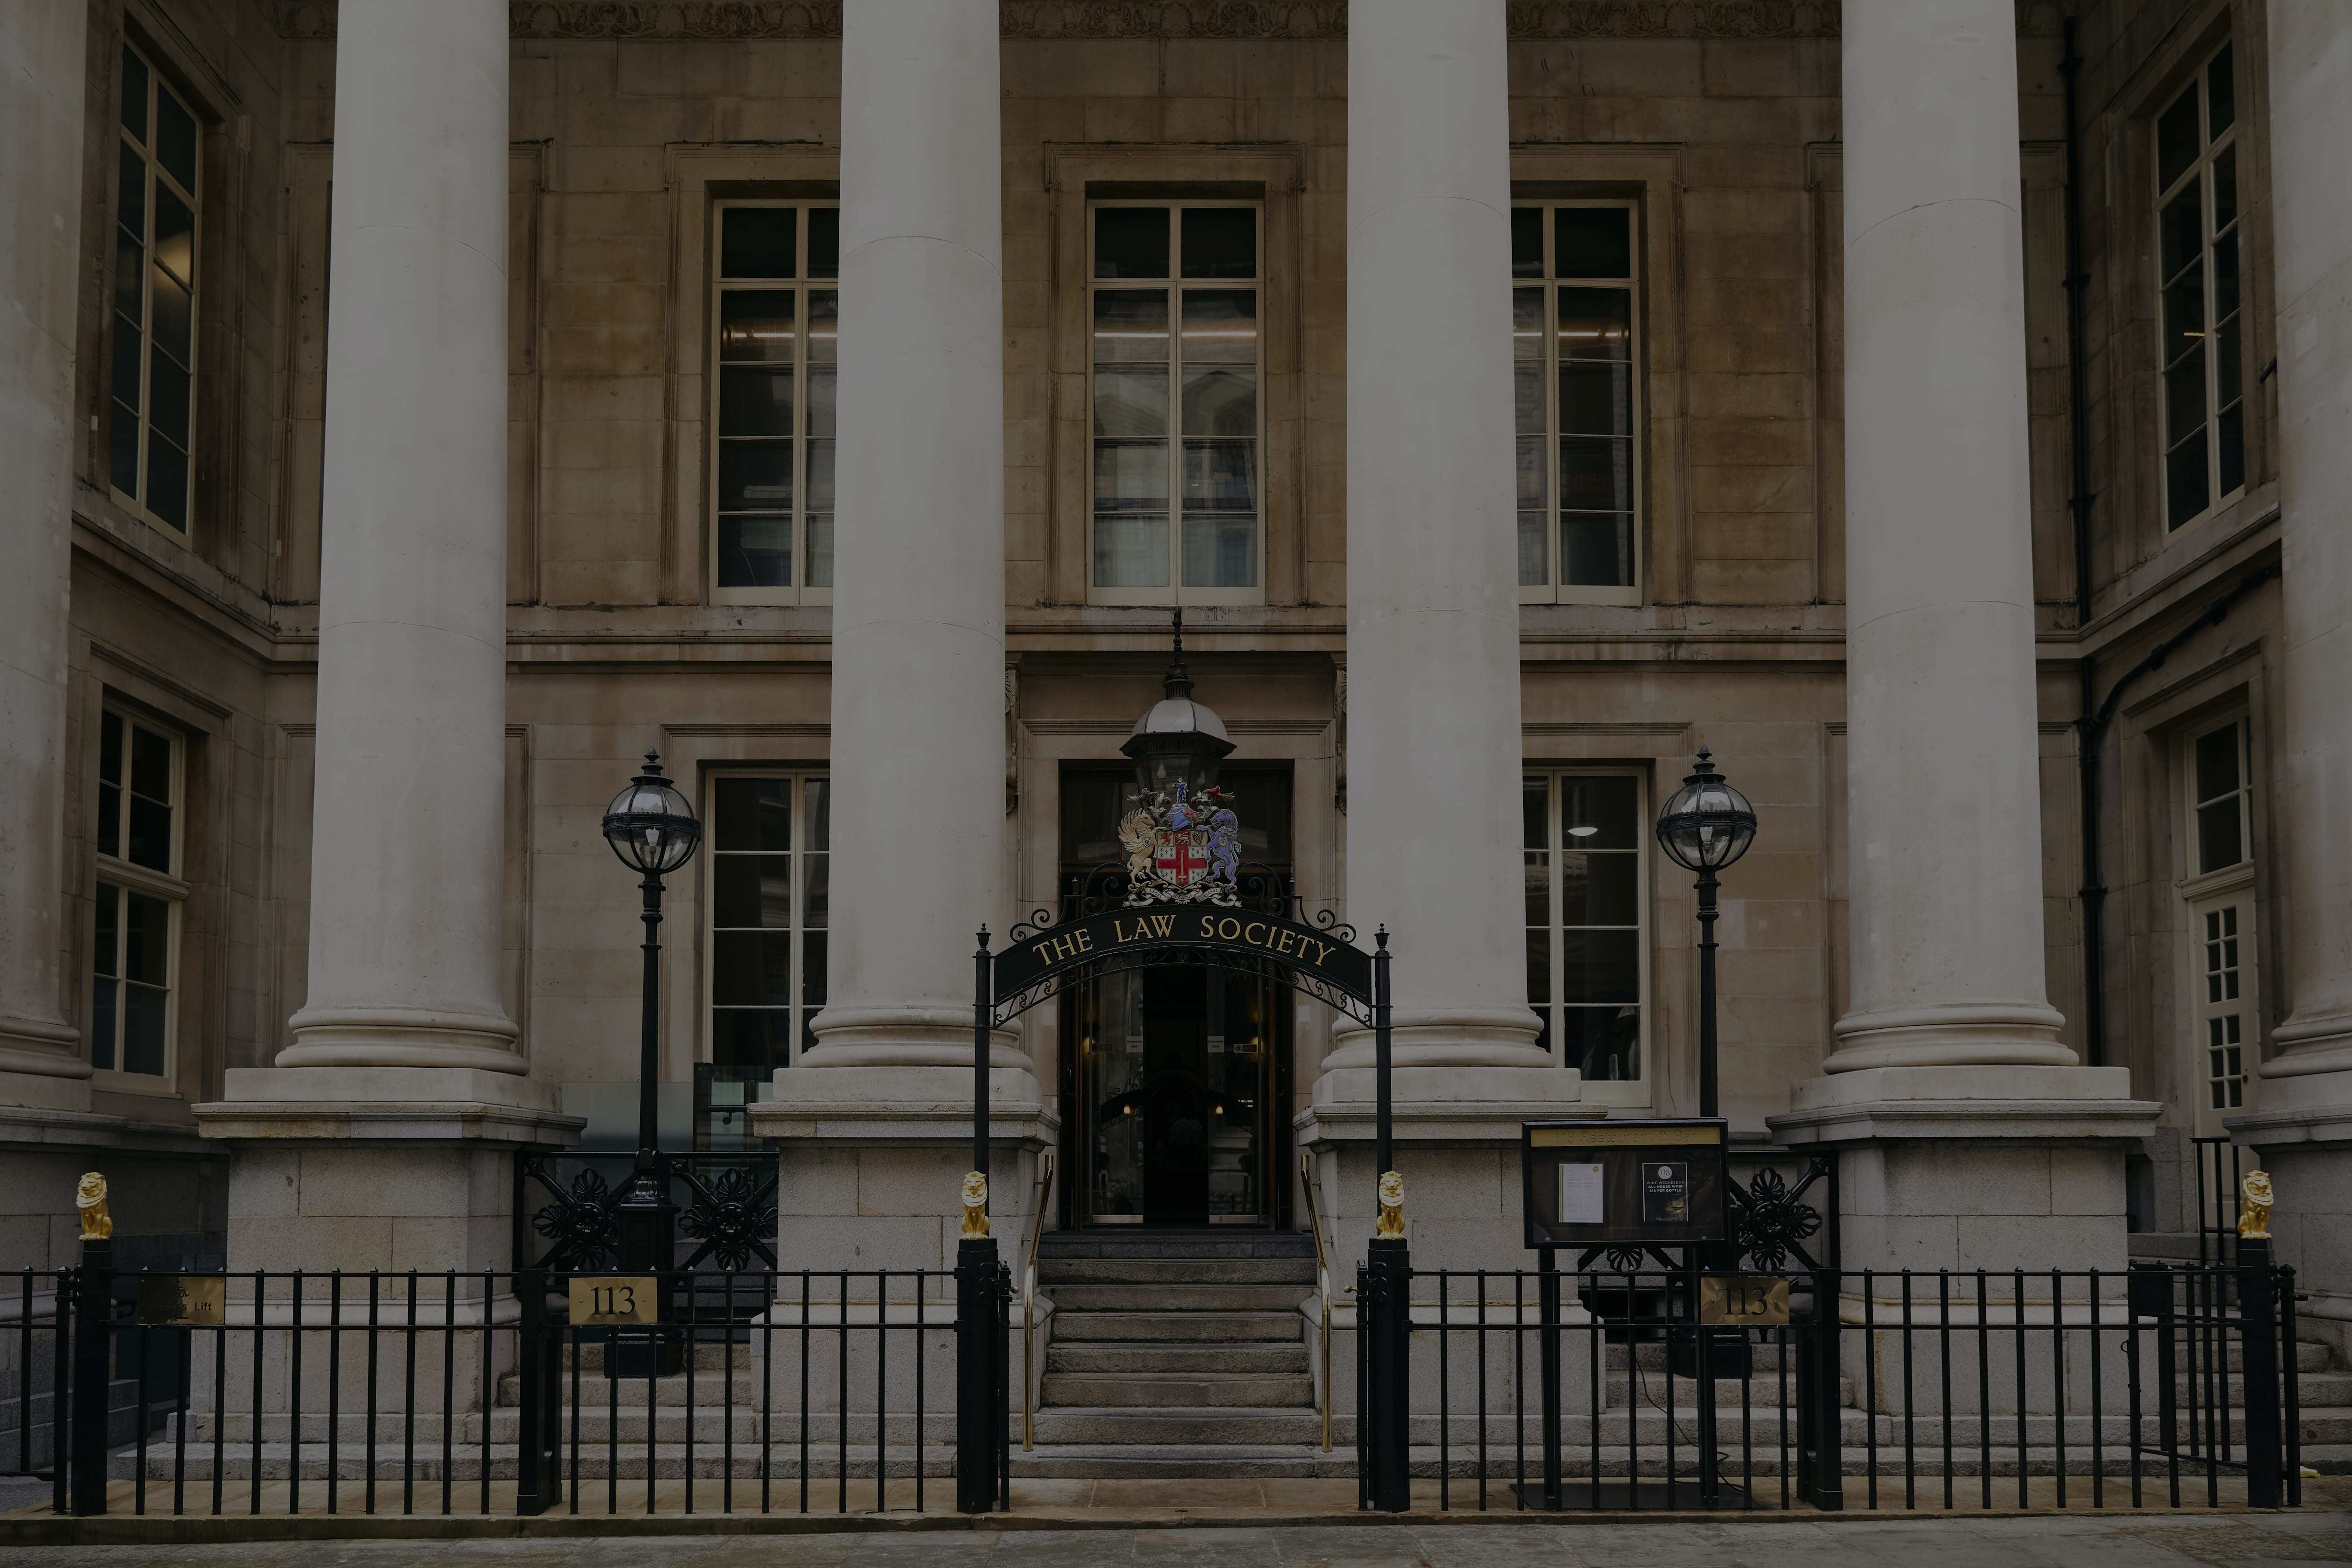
(1828, 0), (2070, 1072)
(282, 0), (517, 1070)
(1334, 0), (1545, 1068)
(804, 0), (1011, 1067)
(2259, 0), (2352, 1104)
(0, 1), (90, 1101)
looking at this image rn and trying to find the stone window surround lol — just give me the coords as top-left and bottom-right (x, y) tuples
(663, 145), (841, 609)
(73, 645), (231, 1110)
(1047, 145), (1304, 609)
(1510, 144), (1685, 608)
(75, 2), (250, 584)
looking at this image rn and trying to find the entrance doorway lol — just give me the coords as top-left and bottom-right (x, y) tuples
(1057, 764), (1293, 1229)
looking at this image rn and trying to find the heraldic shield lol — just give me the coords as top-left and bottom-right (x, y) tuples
(1115, 782), (1241, 907)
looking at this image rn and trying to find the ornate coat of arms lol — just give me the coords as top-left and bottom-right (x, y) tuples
(1115, 782), (1241, 906)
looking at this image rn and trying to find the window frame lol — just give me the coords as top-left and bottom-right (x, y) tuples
(701, 770), (830, 1080)
(1085, 197), (1268, 608)
(1514, 198), (1644, 608)
(89, 706), (187, 1092)
(1524, 766), (1651, 1108)
(2178, 713), (2258, 1134)
(708, 198), (838, 608)
(107, 37), (203, 536)
(2151, 40), (2247, 534)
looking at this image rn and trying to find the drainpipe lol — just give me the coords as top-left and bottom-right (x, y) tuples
(2060, 19), (2106, 1063)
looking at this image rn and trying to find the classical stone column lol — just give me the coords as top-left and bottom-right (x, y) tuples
(1772, 0), (2154, 1276)
(1303, 0), (1579, 1263)
(196, 0), (569, 1278)
(755, 0), (1050, 1278)
(0, 1), (89, 1110)
(2230, 0), (2352, 1354)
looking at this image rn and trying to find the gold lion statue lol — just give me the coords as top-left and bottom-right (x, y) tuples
(1374, 1169), (1405, 1240)
(2238, 1169), (2273, 1240)
(960, 1171), (990, 1239)
(75, 1172), (111, 1241)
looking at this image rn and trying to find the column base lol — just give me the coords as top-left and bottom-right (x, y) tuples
(1769, 1065), (2160, 1274)
(2224, 1105), (2352, 1360)
(750, 1063), (1056, 1278)
(0, 1014), (95, 1113)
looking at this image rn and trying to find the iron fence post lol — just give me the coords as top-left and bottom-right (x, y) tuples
(515, 1268), (551, 1515)
(1537, 1247), (1563, 1508)
(1364, 1235), (1412, 1512)
(1796, 1265), (1843, 1509)
(2236, 1237), (2284, 1508)
(956, 1238), (1003, 1513)
(68, 1242), (113, 1516)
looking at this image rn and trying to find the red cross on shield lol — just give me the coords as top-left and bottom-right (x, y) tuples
(1154, 827), (1209, 886)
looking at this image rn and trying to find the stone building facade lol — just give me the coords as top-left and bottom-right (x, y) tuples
(0, 0), (2346, 1364)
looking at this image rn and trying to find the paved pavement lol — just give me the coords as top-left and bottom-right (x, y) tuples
(4, 1511), (2352, 1568)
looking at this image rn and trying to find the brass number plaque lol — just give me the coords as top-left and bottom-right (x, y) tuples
(135, 1275), (226, 1327)
(569, 1276), (660, 1326)
(1699, 1274), (1790, 1327)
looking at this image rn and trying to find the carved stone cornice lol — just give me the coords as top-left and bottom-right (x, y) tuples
(277, 0), (2068, 43)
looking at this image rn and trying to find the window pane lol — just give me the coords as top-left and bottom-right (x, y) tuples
(1525, 850), (1550, 927)
(117, 144), (145, 239)
(716, 514), (792, 589)
(718, 441), (792, 510)
(804, 849), (828, 931)
(713, 777), (789, 852)
(157, 87), (197, 192)
(2206, 45), (2234, 136)
(129, 725), (167, 799)
(2212, 146), (2237, 234)
(1563, 514), (1635, 587)
(719, 366), (792, 436)
(808, 206), (839, 278)
(91, 978), (118, 1072)
(713, 930), (790, 1006)
(2166, 432), (2210, 527)
(2213, 229), (2241, 324)
(806, 362), (835, 437)
(121, 48), (149, 139)
(1181, 365), (1256, 439)
(804, 778), (828, 854)
(716, 852), (791, 929)
(145, 434), (188, 529)
(154, 186), (194, 289)
(1560, 435), (1633, 512)
(1562, 928), (1641, 1004)
(1181, 515), (1257, 589)
(2193, 724), (2240, 803)
(720, 206), (795, 279)
(124, 890), (171, 985)
(799, 929), (827, 1051)
(1511, 206), (1544, 277)
(719, 291), (794, 362)
(2197, 796), (2244, 875)
(1519, 512), (1548, 587)
(1560, 1006), (1640, 1081)
(108, 400), (141, 495)
(1557, 287), (1632, 360)
(148, 353), (189, 445)
(1524, 778), (1549, 850)
(1093, 514), (1170, 588)
(1094, 441), (1167, 510)
(711, 1008), (792, 1076)
(807, 289), (836, 363)
(1516, 436), (1547, 510)
(2157, 86), (2200, 191)
(1561, 775), (1640, 849)
(123, 982), (167, 1076)
(1527, 927), (1551, 1008)
(110, 323), (142, 418)
(1514, 288), (1544, 433)
(114, 232), (144, 324)
(1093, 289), (1169, 362)
(2163, 344), (2206, 445)
(2159, 190), (2201, 284)
(806, 513), (833, 589)
(1181, 289), (1256, 363)
(2218, 404), (2245, 495)
(95, 883), (121, 977)
(1558, 361), (1633, 436)
(806, 438), (832, 512)
(1180, 207), (1254, 279)
(1554, 207), (1631, 279)
(151, 267), (192, 363)
(1183, 440), (1257, 511)
(1096, 366), (1168, 438)
(1560, 852), (1639, 927)
(100, 716), (124, 858)
(127, 803), (172, 874)
(1095, 206), (1169, 279)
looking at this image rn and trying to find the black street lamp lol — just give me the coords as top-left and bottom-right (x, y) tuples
(1654, 748), (1756, 1121)
(1122, 609), (1234, 801)
(600, 751), (704, 1275)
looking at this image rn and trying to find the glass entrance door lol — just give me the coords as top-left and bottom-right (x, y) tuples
(1058, 763), (1292, 1228)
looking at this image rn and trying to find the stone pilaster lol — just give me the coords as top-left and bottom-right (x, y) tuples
(1302, 0), (1581, 1263)
(2227, 0), (2352, 1355)
(1774, 0), (2155, 1273)
(769, 0), (1045, 1269)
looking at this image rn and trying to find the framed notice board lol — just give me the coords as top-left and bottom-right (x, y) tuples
(1521, 1119), (1730, 1250)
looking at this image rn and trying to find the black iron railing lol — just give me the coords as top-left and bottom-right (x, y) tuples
(514, 1150), (779, 1275)
(2192, 1135), (2245, 1266)
(23, 1258), (1013, 1518)
(1354, 1253), (2303, 1514)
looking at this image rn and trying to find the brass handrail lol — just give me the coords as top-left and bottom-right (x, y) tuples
(1020, 1148), (1055, 1451)
(1298, 1149), (1337, 1452)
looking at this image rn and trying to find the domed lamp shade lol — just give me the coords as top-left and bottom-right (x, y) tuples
(1123, 611), (1234, 799)
(1655, 748), (1757, 874)
(602, 752), (703, 875)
